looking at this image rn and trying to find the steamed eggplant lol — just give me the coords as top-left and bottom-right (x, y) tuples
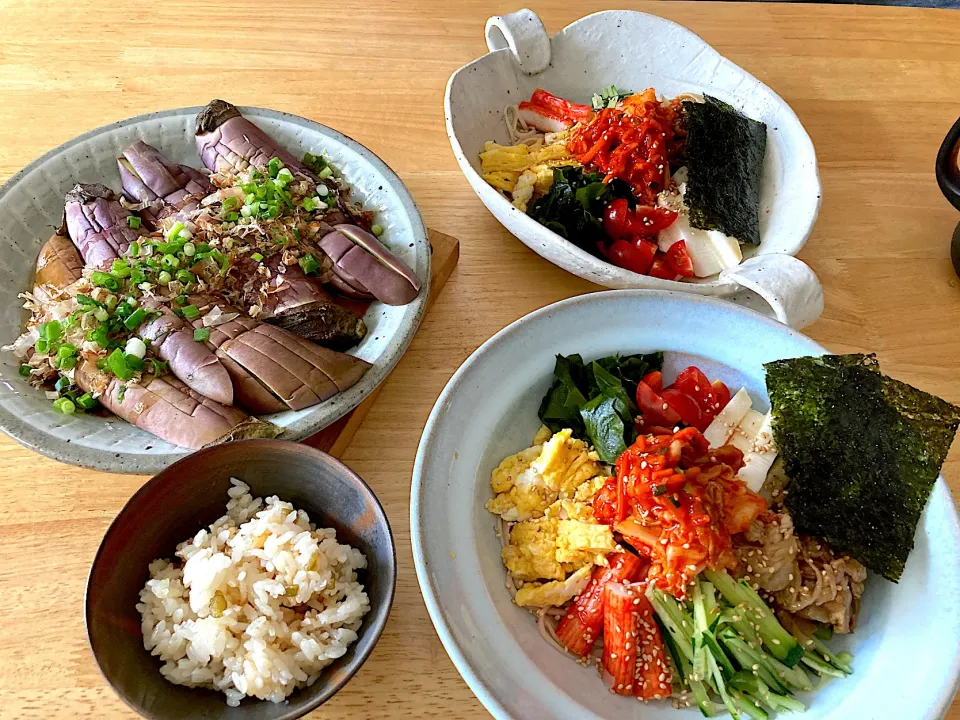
(118, 140), (213, 227)
(63, 183), (145, 268)
(6, 98), (420, 452)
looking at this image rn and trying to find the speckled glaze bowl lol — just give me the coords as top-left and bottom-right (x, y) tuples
(0, 106), (430, 473)
(87, 440), (396, 719)
(412, 290), (960, 720)
(446, 9), (824, 329)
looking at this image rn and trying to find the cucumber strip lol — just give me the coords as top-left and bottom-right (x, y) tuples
(769, 692), (806, 713)
(730, 692), (770, 720)
(801, 655), (847, 679)
(790, 625), (854, 675)
(702, 631), (736, 678)
(702, 580), (720, 626)
(656, 615), (688, 686)
(689, 676), (723, 718)
(650, 588), (694, 661)
(707, 651), (742, 720)
(719, 631), (794, 695)
(704, 570), (804, 667)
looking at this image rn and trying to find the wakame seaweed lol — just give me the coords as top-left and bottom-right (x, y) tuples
(538, 352), (663, 462)
(764, 354), (960, 581)
(682, 95), (767, 246)
(526, 167), (631, 254)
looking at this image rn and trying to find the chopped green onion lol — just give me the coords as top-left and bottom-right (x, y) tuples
(129, 241), (141, 257)
(161, 253), (180, 270)
(166, 221), (185, 241)
(76, 393), (97, 410)
(157, 271), (172, 286)
(251, 252), (264, 262)
(225, 212), (239, 222)
(125, 354), (143, 371)
(222, 196), (239, 212)
(316, 184), (329, 197)
(111, 260), (131, 278)
(34, 338), (49, 354)
(94, 307), (109, 322)
(175, 269), (196, 285)
(196, 242), (211, 253)
(56, 343), (77, 360)
(124, 336), (147, 359)
(180, 304), (200, 321)
(39, 320), (62, 342)
(182, 242), (196, 257)
(268, 157), (282, 178)
(58, 356), (77, 370)
(76, 294), (102, 308)
(127, 216), (142, 229)
(18, 364), (30, 377)
(116, 385), (126, 403)
(299, 253), (321, 275)
(107, 348), (134, 380)
(89, 323), (110, 348)
(276, 168), (293, 185)
(318, 166), (332, 180)
(371, 224), (385, 237)
(194, 328), (211, 342)
(175, 295), (187, 305)
(244, 192), (256, 206)
(301, 197), (316, 212)
(55, 375), (71, 392)
(240, 205), (253, 218)
(91, 270), (120, 291)
(104, 294), (119, 312)
(53, 397), (76, 415)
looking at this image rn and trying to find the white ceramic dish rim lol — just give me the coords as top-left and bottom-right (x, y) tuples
(0, 105), (430, 474)
(410, 289), (960, 720)
(444, 9), (825, 329)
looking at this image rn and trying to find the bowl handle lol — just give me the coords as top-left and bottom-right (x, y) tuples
(485, 9), (551, 76)
(719, 254), (824, 329)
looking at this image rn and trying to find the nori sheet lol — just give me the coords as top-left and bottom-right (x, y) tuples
(764, 354), (960, 581)
(682, 95), (767, 246)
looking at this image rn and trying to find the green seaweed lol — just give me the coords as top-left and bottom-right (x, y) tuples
(764, 354), (960, 581)
(683, 95), (767, 246)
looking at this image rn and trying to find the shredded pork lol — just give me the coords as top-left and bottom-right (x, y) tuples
(733, 512), (866, 634)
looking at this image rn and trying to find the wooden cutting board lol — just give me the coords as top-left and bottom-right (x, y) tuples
(302, 228), (459, 456)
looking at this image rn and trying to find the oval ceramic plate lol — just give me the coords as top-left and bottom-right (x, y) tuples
(445, 9), (824, 328)
(0, 106), (430, 473)
(411, 290), (960, 720)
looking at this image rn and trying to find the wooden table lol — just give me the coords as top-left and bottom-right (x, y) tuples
(1, 1), (959, 717)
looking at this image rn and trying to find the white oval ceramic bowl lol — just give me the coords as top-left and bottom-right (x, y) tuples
(0, 106), (430, 474)
(411, 290), (960, 720)
(445, 9), (824, 329)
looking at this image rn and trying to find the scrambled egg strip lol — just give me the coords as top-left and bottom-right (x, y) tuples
(487, 428), (616, 607)
(479, 139), (578, 212)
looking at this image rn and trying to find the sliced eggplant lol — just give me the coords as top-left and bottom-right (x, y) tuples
(63, 183), (144, 268)
(34, 233), (83, 290)
(320, 224), (420, 306)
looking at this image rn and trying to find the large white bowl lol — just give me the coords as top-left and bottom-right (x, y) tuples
(0, 106), (430, 474)
(445, 9), (824, 329)
(411, 290), (960, 720)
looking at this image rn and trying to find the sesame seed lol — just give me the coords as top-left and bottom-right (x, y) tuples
(772, 639), (781, 645)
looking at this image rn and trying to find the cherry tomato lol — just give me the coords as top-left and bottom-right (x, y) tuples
(671, 367), (719, 426)
(665, 240), (695, 277)
(609, 238), (655, 275)
(649, 253), (677, 280)
(631, 206), (678, 236)
(636, 381), (682, 427)
(711, 379), (731, 414)
(603, 198), (633, 241)
(641, 370), (663, 393)
(660, 389), (704, 430)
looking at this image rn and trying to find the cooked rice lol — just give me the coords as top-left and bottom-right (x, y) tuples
(137, 478), (370, 706)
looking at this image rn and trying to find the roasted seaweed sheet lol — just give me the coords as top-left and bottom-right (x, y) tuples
(764, 354), (960, 581)
(682, 95), (767, 246)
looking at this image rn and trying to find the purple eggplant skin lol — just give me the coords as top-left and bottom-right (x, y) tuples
(319, 224), (421, 306)
(63, 184), (145, 269)
(136, 303), (234, 406)
(195, 99), (310, 176)
(74, 360), (248, 451)
(119, 140), (212, 206)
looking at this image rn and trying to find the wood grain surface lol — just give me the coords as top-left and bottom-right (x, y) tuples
(1, 1), (959, 718)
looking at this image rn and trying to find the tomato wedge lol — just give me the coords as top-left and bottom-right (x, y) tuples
(641, 370), (663, 393)
(636, 381), (681, 427)
(648, 253), (677, 280)
(660, 389), (704, 430)
(711, 379), (731, 414)
(665, 240), (695, 277)
(630, 205), (678, 236)
(608, 238), (656, 275)
(603, 198), (632, 241)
